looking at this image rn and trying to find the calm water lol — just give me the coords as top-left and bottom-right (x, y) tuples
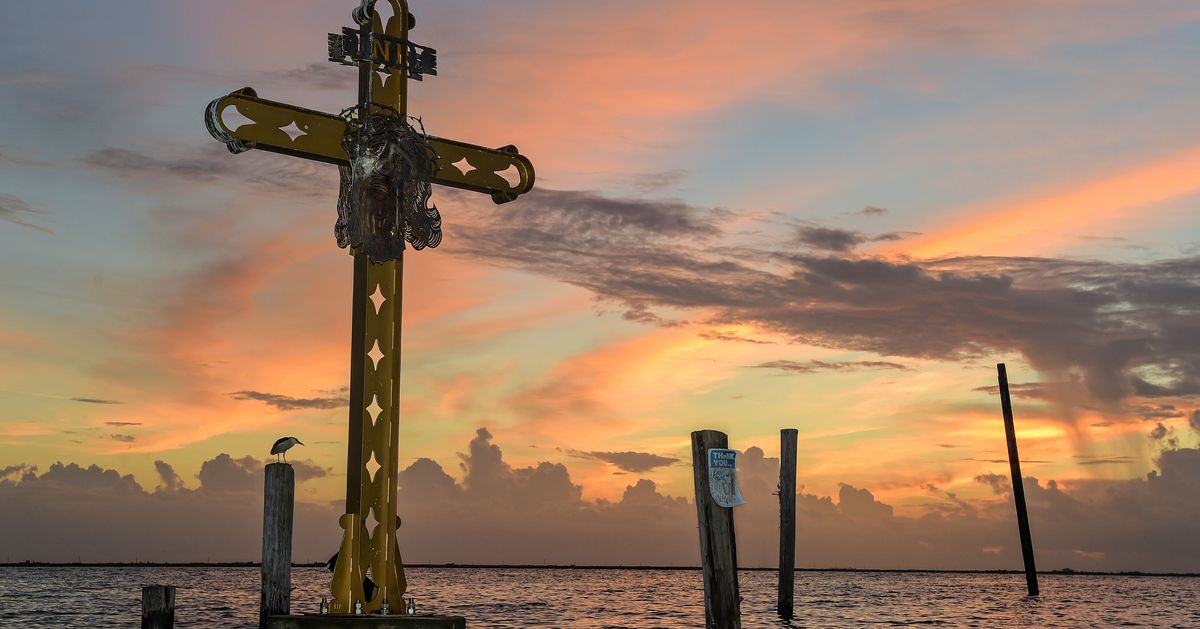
(0, 567), (1196, 627)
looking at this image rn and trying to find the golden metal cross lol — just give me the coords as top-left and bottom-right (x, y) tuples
(204, 0), (533, 615)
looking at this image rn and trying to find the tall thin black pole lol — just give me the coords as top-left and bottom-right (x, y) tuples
(777, 428), (797, 619)
(997, 363), (1039, 596)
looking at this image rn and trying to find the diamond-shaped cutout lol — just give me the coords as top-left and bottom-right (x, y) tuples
(366, 452), (382, 480)
(366, 396), (383, 423)
(369, 285), (385, 313)
(367, 340), (384, 368)
(452, 157), (474, 175)
(280, 121), (306, 140)
(365, 507), (380, 536)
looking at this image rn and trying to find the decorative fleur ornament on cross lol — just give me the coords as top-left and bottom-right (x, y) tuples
(204, 0), (534, 615)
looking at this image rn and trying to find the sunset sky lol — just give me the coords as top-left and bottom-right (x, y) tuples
(1, 1), (1199, 571)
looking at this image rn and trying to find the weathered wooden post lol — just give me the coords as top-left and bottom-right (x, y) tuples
(260, 462), (295, 628)
(997, 363), (1039, 596)
(141, 585), (175, 629)
(691, 430), (741, 629)
(777, 428), (798, 619)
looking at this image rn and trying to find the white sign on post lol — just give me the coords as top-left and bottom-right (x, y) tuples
(707, 448), (745, 508)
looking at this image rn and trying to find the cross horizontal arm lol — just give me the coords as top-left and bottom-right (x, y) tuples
(205, 87), (535, 204)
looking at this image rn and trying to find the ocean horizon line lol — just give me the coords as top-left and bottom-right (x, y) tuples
(1, 561), (1195, 577)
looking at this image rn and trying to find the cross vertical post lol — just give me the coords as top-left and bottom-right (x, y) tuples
(330, 1), (412, 615)
(204, 0), (535, 616)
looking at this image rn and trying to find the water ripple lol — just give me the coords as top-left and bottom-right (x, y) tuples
(0, 567), (1194, 627)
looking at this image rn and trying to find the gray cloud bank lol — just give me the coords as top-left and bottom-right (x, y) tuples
(751, 360), (910, 374)
(793, 225), (909, 252)
(70, 397), (122, 405)
(568, 449), (680, 473)
(1, 429), (1196, 572)
(0, 457), (333, 563)
(447, 188), (1200, 407)
(229, 390), (345, 411)
(81, 144), (336, 198)
(83, 142), (1200, 410)
(0, 192), (53, 233)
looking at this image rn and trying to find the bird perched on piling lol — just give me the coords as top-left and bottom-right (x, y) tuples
(271, 436), (303, 463)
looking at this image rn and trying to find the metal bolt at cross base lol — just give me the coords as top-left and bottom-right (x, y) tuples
(204, 0), (535, 615)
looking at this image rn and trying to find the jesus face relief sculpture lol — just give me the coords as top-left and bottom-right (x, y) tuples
(337, 114), (441, 264)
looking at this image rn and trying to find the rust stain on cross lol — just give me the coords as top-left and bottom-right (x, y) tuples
(203, 0), (534, 615)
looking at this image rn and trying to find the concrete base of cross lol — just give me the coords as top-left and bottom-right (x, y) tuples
(267, 614), (466, 629)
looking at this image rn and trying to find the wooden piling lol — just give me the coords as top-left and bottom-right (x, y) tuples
(141, 585), (175, 629)
(261, 462), (296, 628)
(997, 363), (1039, 596)
(691, 430), (741, 629)
(777, 428), (798, 619)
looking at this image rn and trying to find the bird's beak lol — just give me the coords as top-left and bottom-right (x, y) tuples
(297, 439), (305, 445)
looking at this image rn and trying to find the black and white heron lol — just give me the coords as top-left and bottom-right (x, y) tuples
(271, 436), (303, 462)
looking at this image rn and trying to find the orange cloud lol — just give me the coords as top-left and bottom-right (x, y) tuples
(887, 146), (1200, 258)
(504, 326), (720, 444)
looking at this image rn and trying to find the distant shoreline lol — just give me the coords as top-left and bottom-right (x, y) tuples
(0, 561), (1195, 577)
